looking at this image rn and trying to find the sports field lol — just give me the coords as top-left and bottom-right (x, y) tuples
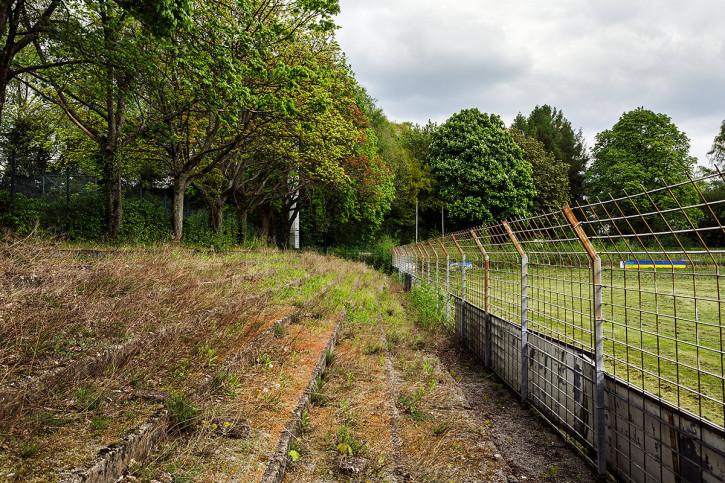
(416, 258), (725, 426)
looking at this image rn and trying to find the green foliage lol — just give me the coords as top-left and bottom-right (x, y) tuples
(63, 192), (105, 241)
(430, 108), (535, 224)
(510, 128), (570, 212)
(115, 0), (190, 36)
(695, 167), (725, 247)
(181, 207), (237, 251)
(336, 425), (364, 455)
(167, 393), (200, 433)
(409, 283), (449, 332)
(586, 107), (702, 230)
(119, 197), (170, 243)
(512, 105), (588, 203)
(0, 192), (44, 233)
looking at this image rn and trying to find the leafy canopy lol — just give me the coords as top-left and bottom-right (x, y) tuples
(429, 108), (535, 224)
(587, 107), (696, 197)
(511, 105), (587, 203)
(509, 128), (569, 213)
(586, 107), (701, 230)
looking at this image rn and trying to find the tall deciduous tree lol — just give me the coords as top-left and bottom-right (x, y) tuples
(430, 108), (535, 225)
(31, 1), (165, 237)
(586, 107), (701, 230)
(509, 128), (569, 213)
(511, 105), (588, 202)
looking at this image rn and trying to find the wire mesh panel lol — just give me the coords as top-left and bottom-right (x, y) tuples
(572, 178), (725, 429)
(393, 171), (725, 482)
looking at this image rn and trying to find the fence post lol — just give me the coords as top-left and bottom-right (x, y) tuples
(415, 244), (424, 285)
(428, 240), (440, 310)
(471, 229), (490, 367)
(418, 243), (427, 284)
(451, 235), (466, 342)
(438, 238), (450, 325)
(503, 221), (528, 404)
(563, 206), (607, 480)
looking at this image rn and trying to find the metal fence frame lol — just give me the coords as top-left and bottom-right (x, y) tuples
(393, 172), (725, 482)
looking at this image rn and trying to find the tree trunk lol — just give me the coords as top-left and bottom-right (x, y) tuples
(260, 205), (274, 241)
(209, 199), (224, 234)
(237, 208), (248, 245)
(172, 173), (188, 240)
(101, 145), (123, 238)
(0, 80), (7, 128)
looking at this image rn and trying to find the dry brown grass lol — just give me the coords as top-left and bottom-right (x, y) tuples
(0, 239), (341, 481)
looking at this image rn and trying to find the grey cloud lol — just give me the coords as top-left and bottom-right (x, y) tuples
(336, 0), (725, 162)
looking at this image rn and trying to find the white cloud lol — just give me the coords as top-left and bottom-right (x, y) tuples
(336, 0), (725, 163)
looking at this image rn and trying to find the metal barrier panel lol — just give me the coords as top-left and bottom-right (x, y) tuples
(605, 375), (725, 483)
(393, 172), (725, 482)
(488, 313), (522, 394)
(527, 331), (597, 452)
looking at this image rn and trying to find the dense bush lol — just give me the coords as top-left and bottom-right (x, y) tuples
(0, 191), (45, 233)
(182, 206), (238, 251)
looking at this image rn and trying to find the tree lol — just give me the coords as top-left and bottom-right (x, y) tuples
(429, 108), (535, 225)
(0, 0), (189, 127)
(512, 105), (588, 202)
(30, 1), (165, 237)
(708, 120), (725, 167)
(509, 128), (569, 212)
(586, 107), (701, 231)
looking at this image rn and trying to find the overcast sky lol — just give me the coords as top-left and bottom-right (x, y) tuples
(335, 0), (725, 165)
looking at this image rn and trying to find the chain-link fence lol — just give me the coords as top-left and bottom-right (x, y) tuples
(0, 167), (242, 242)
(394, 171), (725, 482)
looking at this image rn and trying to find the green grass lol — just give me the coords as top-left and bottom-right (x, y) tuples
(424, 262), (725, 426)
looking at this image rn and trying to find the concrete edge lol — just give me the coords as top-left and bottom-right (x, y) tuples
(259, 306), (348, 483)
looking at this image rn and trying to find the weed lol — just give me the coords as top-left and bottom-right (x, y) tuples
(339, 399), (359, 427)
(173, 358), (191, 379)
(300, 409), (310, 432)
(397, 387), (429, 417)
(167, 393), (200, 433)
(343, 371), (355, 389)
(311, 376), (326, 406)
(212, 367), (240, 394)
(91, 414), (111, 432)
(35, 411), (67, 429)
(325, 349), (335, 366)
(261, 391), (281, 409)
(255, 351), (273, 369)
(274, 322), (287, 337)
(75, 383), (105, 411)
(41, 294), (63, 309)
(432, 420), (450, 436)
(543, 465), (560, 478)
(197, 344), (218, 367)
(363, 341), (384, 355)
(20, 441), (39, 458)
(409, 407), (429, 421)
(336, 425), (364, 455)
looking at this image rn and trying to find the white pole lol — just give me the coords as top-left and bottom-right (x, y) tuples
(288, 173), (299, 249)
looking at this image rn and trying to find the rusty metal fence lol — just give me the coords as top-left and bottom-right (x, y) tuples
(393, 172), (725, 482)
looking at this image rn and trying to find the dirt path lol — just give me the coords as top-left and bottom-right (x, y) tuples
(435, 339), (599, 483)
